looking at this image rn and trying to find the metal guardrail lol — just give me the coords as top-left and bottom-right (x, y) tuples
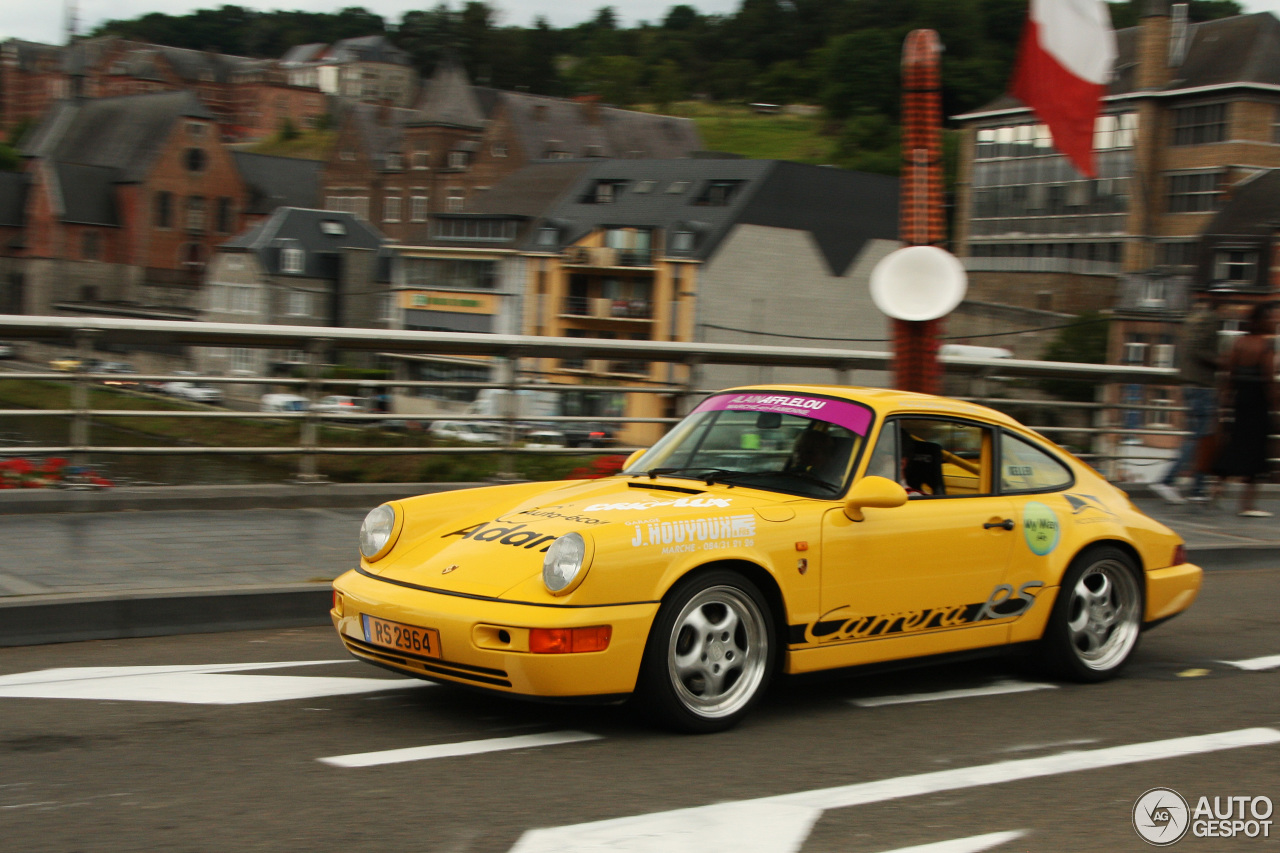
(0, 314), (1189, 484)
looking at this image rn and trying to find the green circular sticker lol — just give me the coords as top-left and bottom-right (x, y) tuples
(1022, 501), (1060, 556)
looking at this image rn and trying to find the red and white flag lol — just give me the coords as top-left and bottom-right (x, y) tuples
(1010, 0), (1117, 177)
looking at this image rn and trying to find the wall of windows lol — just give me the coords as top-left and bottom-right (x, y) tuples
(402, 257), (498, 289)
(968, 114), (1137, 258)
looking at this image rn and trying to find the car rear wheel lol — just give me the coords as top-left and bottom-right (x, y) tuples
(1039, 546), (1143, 682)
(638, 570), (775, 733)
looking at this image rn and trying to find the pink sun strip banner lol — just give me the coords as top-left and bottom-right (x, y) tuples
(694, 393), (873, 436)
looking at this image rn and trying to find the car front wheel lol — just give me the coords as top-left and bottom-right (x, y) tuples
(1039, 546), (1143, 682)
(638, 570), (775, 733)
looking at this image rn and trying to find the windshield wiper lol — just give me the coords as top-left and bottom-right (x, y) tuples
(647, 466), (742, 486)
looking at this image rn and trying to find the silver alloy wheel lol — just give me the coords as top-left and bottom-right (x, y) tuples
(1065, 557), (1141, 671)
(666, 584), (769, 720)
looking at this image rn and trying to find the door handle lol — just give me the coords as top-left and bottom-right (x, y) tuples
(984, 518), (1014, 531)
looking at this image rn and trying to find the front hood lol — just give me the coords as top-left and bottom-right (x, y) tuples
(368, 477), (789, 599)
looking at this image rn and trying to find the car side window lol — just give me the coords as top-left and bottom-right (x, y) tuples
(867, 418), (991, 497)
(1000, 432), (1074, 493)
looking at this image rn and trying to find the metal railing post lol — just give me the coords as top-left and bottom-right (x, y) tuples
(70, 329), (96, 476)
(496, 349), (521, 481)
(297, 338), (328, 483)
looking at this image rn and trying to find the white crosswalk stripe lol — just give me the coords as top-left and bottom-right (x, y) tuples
(852, 679), (1057, 708)
(1222, 653), (1280, 671)
(320, 731), (602, 768)
(509, 728), (1280, 853)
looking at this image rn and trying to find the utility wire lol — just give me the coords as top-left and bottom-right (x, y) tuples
(697, 315), (1110, 344)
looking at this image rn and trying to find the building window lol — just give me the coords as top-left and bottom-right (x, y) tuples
(1152, 343), (1175, 369)
(448, 150), (468, 169)
(694, 180), (741, 206)
(412, 142), (429, 169)
(341, 149), (356, 161)
(81, 230), (100, 261)
(384, 193), (401, 223)
(1122, 338), (1148, 366)
(154, 191), (173, 228)
(354, 196), (369, 221)
(378, 292), (394, 322)
(492, 141), (507, 157)
(385, 153), (402, 171)
(1159, 241), (1198, 267)
(1172, 103), (1227, 146)
(670, 231), (694, 253)
(537, 226), (557, 246)
(282, 246), (305, 274)
(1166, 172), (1221, 213)
(286, 289), (310, 315)
(1214, 248), (1258, 284)
(184, 148), (207, 172)
(1140, 280), (1169, 307)
(187, 121), (206, 138)
(447, 189), (464, 212)
(410, 194), (428, 222)
(186, 196), (206, 232)
(216, 197), (234, 234)
(591, 181), (621, 203)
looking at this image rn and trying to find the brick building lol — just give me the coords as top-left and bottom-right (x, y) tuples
(8, 90), (249, 320)
(320, 58), (703, 243)
(2, 36), (329, 141)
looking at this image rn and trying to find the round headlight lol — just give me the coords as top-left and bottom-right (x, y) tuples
(542, 531), (587, 594)
(359, 504), (398, 561)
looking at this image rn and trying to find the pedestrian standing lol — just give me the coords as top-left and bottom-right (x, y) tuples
(1209, 301), (1277, 517)
(1152, 293), (1222, 504)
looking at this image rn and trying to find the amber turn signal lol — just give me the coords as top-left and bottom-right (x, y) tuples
(529, 626), (612, 654)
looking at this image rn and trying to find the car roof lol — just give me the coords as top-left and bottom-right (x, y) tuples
(711, 384), (1023, 428)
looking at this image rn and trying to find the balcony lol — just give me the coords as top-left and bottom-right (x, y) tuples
(561, 296), (653, 321)
(562, 247), (654, 268)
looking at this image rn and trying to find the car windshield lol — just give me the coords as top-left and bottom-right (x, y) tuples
(624, 391), (873, 498)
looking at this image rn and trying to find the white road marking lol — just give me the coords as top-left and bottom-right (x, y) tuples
(998, 738), (1097, 753)
(877, 831), (1027, 853)
(0, 661), (422, 704)
(1222, 654), (1280, 671)
(509, 728), (1280, 853)
(320, 731), (602, 768)
(851, 680), (1057, 708)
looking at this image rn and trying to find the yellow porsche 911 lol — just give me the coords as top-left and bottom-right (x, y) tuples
(331, 385), (1201, 732)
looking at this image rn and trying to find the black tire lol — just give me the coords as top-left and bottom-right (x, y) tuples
(637, 570), (776, 733)
(1038, 545), (1144, 682)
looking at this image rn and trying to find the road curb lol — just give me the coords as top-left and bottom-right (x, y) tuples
(0, 585), (334, 647)
(0, 482), (483, 515)
(0, 542), (1270, 648)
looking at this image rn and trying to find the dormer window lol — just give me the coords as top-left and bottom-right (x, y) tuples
(537, 227), (557, 246)
(590, 181), (625, 204)
(694, 180), (742, 206)
(634, 180), (655, 194)
(671, 231), (694, 253)
(385, 153), (402, 170)
(448, 150), (469, 169)
(320, 220), (346, 236)
(666, 181), (690, 194)
(282, 246), (305, 274)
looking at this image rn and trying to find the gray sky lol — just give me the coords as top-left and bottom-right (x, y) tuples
(2, 1), (743, 45)
(5, 1), (1280, 49)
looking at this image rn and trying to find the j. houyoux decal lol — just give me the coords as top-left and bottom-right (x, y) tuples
(795, 581), (1044, 645)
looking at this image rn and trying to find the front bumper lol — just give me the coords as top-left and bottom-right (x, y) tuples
(331, 568), (658, 698)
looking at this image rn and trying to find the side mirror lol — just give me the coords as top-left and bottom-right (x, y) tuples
(623, 448), (646, 470)
(843, 475), (908, 522)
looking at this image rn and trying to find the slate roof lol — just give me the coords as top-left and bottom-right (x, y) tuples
(415, 57), (486, 130)
(526, 159), (898, 276)
(280, 43), (328, 65)
(221, 207), (391, 279)
(0, 172), (29, 228)
(334, 100), (422, 167)
(232, 151), (321, 215)
(23, 90), (213, 183)
(1201, 169), (1280, 238)
(499, 91), (701, 160)
(957, 11), (1280, 119)
(55, 164), (118, 225)
(328, 36), (411, 67)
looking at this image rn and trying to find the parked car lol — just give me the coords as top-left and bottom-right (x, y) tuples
(523, 430), (568, 449)
(428, 420), (503, 444)
(97, 362), (139, 387)
(260, 394), (311, 413)
(162, 378), (223, 404)
(311, 395), (366, 417)
(332, 384), (1203, 732)
(564, 422), (618, 448)
(49, 356), (84, 372)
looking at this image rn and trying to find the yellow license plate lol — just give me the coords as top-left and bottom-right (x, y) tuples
(361, 614), (442, 658)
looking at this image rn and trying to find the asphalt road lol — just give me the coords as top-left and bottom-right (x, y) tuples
(0, 566), (1277, 853)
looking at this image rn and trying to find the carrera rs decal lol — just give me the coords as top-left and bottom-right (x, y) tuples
(1022, 501), (1060, 555)
(442, 521), (558, 552)
(627, 514), (757, 554)
(796, 581), (1045, 645)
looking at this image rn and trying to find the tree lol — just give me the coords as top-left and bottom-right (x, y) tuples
(1037, 313), (1112, 402)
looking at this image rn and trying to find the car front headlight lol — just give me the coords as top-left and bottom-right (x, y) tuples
(542, 531), (590, 595)
(359, 503), (402, 562)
